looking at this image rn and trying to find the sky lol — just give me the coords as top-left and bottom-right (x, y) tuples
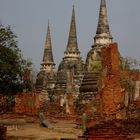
(0, 0), (140, 71)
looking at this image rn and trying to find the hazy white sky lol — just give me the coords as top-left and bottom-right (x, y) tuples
(0, 0), (140, 71)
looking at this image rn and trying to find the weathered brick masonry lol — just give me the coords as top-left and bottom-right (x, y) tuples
(82, 119), (140, 140)
(14, 92), (40, 115)
(99, 43), (123, 117)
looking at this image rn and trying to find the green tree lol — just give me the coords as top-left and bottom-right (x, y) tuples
(0, 24), (32, 95)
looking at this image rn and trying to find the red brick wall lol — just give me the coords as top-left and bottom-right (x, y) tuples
(101, 43), (120, 75)
(14, 92), (40, 115)
(100, 43), (123, 116)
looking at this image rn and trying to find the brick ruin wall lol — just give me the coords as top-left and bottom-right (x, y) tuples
(82, 43), (140, 139)
(124, 71), (140, 118)
(121, 70), (140, 101)
(14, 92), (40, 115)
(14, 91), (75, 118)
(99, 43), (140, 119)
(3, 44), (140, 119)
(99, 43), (123, 117)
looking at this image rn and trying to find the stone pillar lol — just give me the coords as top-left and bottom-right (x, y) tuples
(66, 93), (74, 114)
(134, 81), (140, 100)
(65, 66), (74, 114)
(82, 113), (87, 133)
(66, 67), (73, 93)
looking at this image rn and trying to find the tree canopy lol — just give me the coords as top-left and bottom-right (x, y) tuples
(0, 24), (32, 95)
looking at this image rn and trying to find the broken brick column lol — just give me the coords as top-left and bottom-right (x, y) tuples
(100, 43), (123, 118)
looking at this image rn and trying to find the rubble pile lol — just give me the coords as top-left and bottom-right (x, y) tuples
(82, 119), (140, 140)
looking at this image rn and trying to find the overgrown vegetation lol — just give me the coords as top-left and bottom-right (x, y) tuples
(0, 24), (33, 96)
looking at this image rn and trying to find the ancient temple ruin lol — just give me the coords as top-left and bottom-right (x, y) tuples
(79, 0), (113, 101)
(36, 0), (115, 101)
(34, 0), (140, 120)
(36, 22), (56, 94)
(86, 0), (113, 72)
(1, 0), (140, 139)
(54, 6), (85, 96)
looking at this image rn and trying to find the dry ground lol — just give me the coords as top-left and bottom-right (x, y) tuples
(6, 120), (82, 140)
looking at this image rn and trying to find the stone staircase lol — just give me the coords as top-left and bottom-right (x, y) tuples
(79, 72), (100, 100)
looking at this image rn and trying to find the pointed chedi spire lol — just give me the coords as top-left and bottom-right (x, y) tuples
(41, 21), (55, 71)
(94, 0), (113, 46)
(85, 0), (113, 72)
(64, 5), (80, 58)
